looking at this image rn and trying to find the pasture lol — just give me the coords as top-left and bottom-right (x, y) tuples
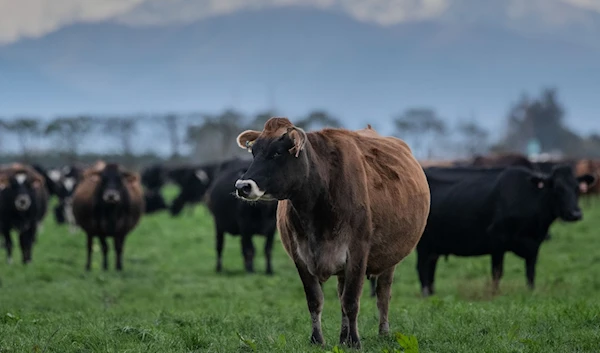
(1, 191), (600, 353)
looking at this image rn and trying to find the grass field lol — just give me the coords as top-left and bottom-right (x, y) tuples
(1, 190), (600, 353)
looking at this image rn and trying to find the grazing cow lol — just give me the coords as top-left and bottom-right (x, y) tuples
(31, 164), (61, 198)
(141, 163), (168, 191)
(0, 164), (48, 264)
(168, 158), (248, 216)
(143, 189), (168, 214)
(206, 159), (277, 274)
(52, 165), (83, 234)
(234, 118), (430, 348)
(72, 162), (144, 271)
(471, 153), (534, 169)
(417, 165), (596, 297)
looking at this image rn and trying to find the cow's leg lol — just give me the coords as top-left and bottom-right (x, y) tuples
(376, 266), (395, 335)
(340, 245), (368, 349)
(337, 275), (350, 344)
(525, 253), (539, 290)
(215, 227), (225, 273)
(427, 255), (440, 295)
(114, 235), (125, 271)
(3, 229), (13, 265)
(18, 228), (35, 264)
(295, 261), (325, 346)
(264, 231), (275, 275)
(85, 233), (93, 271)
(369, 277), (377, 297)
(240, 232), (255, 273)
(491, 252), (505, 294)
(416, 251), (432, 297)
(99, 236), (109, 271)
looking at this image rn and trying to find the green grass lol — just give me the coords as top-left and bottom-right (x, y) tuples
(1, 192), (600, 352)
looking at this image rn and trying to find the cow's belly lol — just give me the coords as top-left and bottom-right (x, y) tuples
(296, 239), (348, 282)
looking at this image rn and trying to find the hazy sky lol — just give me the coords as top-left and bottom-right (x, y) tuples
(1, 0), (599, 45)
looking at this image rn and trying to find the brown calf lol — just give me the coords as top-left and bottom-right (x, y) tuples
(234, 118), (430, 349)
(72, 162), (144, 271)
(576, 159), (600, 203)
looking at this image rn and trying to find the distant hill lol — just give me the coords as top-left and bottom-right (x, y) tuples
(1, 6), (599, 137)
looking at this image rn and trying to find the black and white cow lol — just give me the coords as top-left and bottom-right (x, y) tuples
(0, 164), (49, 264)
(50, 165), (83, 233)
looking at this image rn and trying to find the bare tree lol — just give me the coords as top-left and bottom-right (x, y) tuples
(159, 113), (182, 159)
(457, 120), (489, 157)
(186, 109), (246, 163)
(102, 116), (139, 165)
(4, 117), (41, 160)
(296, 110), (342, 131)
(393, 108), (446, 159)
(45, 116), (94, 162)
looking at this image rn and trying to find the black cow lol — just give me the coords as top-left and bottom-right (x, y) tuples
(168, 158), (249, 216)
(143, 189), (168, 214)
(0, 164), (49, 264)
(51, 165), (83, 233)
(416, 165), (596, 296)
(141, 163), (168, 191)
(206, 159), (277, 274)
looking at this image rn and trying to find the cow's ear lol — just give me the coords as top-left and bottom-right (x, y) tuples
(577, 174), (597, 193)
(236, 130), (261, 152)
(286, 126), (307, 158)
(123, 172), (139, 184)
(530, 175), (549, 189)
(84, 170), (101, 183)
(195, 169), (210, 185)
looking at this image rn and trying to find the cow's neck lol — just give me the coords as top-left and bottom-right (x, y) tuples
(287, 143), (334, 240)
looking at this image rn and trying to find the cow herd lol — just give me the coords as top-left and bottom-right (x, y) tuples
(1, 117), (599, 349)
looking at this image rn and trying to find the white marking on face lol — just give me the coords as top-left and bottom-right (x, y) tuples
(234, 179), (265, 200)
(195, 169), (209, 184)
(63, 177), (76, 192)
(15, 173), (27, 185)
(48, 170), (61, 182)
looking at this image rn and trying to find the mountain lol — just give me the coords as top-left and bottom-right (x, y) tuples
(0, 5), (599, 137)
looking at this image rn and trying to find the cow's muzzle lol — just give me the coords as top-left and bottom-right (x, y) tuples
(15, 194), (32, 211)
(103, 190), (121, 203)
(235, 179), (265, 201)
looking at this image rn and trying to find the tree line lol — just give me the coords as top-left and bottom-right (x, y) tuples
(1, 87), (598, 168)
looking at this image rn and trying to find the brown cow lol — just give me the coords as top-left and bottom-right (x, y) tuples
(470, 153), (534, 168)
(72, 161), (144, 271)
(234, 118), (430, 349)
(575, 159), (600, 203)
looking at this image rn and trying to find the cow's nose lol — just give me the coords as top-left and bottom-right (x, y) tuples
(15, 195), (31, 211)
(103, 190), (121, 203)
(570, 209), (582, 221)
(235, 180), (252, 198)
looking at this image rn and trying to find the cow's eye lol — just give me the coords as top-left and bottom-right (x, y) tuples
(272, 152), (281, 159)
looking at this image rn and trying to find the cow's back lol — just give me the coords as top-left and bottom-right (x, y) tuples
(421, 167), (502, 255)
(358, 131), (430, 271)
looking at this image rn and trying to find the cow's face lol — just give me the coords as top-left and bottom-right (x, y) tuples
(531, 166), (597, 222)
(0, 171), (42, 213)
(88, 164), (137, 205)
(234, 118), (307, 201)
